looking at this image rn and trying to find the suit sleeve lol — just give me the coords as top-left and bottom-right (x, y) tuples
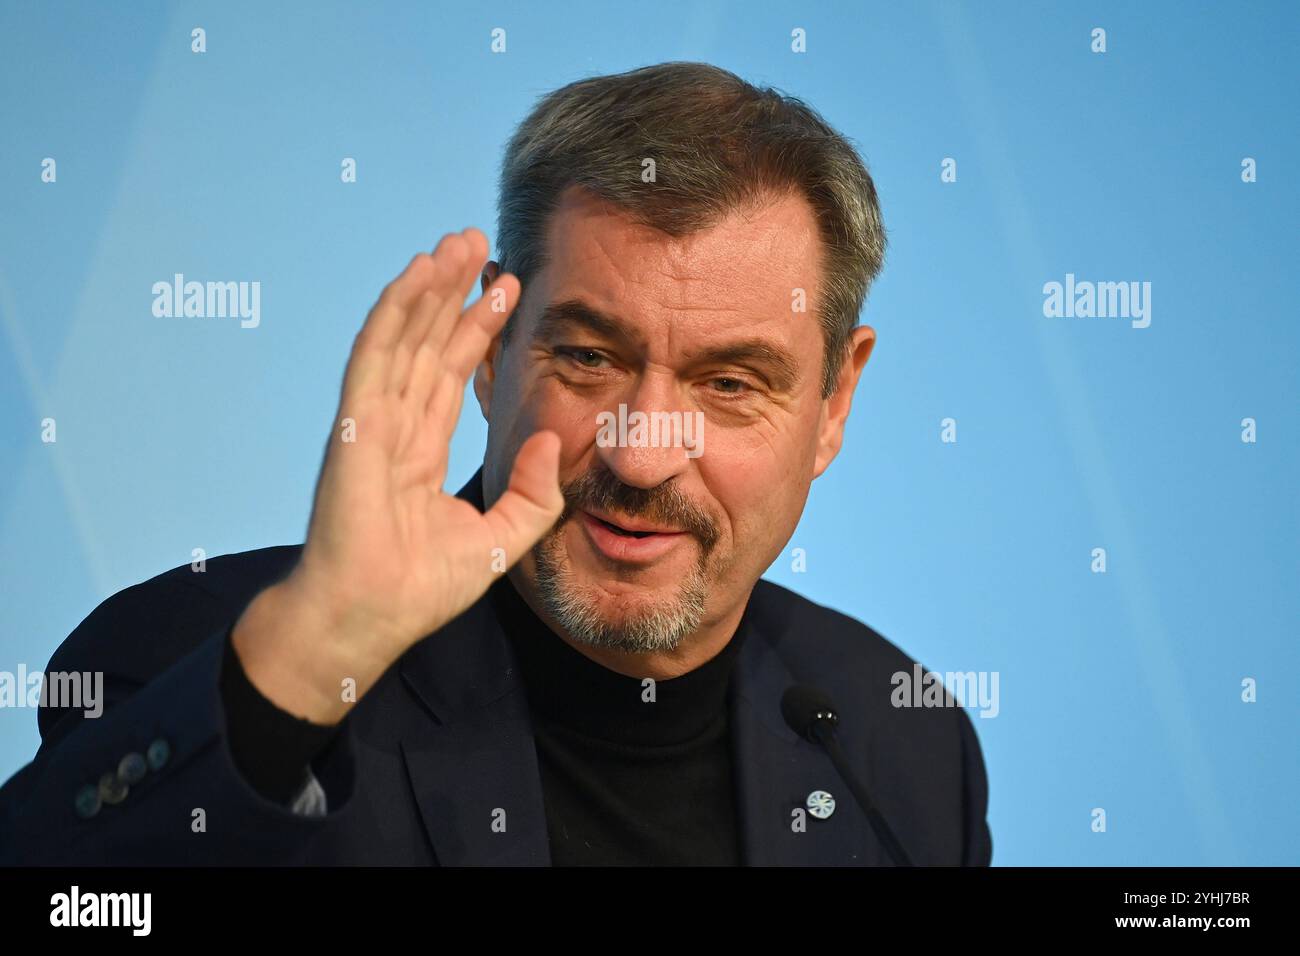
(0, 575), (358, 865)
(956, 706), (993, 866)
(218, 627), (340, 807)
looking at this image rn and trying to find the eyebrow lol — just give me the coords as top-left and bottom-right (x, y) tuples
(687, 340), (801, 392)
(532, 298), (802, 392)
(532, 300), (645, 350)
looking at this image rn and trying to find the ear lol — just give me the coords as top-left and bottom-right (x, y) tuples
(813, 325), (876, 478)
(472, 260), (503, 420)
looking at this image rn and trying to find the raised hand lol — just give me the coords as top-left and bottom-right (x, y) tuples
(231, 229), (564, 724)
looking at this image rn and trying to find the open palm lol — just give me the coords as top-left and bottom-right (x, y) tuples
(289, 229), (564, 669)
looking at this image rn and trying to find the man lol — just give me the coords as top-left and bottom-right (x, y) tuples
(0, 62), (992, 866)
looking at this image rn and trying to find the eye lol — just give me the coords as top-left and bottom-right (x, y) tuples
(709, 376), (750, 395)
(555, 346), (609, 369)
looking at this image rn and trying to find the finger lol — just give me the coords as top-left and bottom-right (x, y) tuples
(482, 430), (565, 562)
(390, 231), (483, 394)
(388, 288), (439, 398)
(340, 253), (437, 403)
(416, 271), (519, 424)
(422, 227), (490, 358)
(339, 327), (389, 405)
(380, 251), (442, 319)
(441, 271), (522, 383)
(421, 363), (485, 471)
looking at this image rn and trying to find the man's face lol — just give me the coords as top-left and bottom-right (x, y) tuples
(477, 185), (868, 654)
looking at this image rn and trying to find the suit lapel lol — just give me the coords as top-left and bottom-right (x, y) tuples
(730, 604), (885, 866)
(398, 592), (552, 866)
(397, 469), (550, 866)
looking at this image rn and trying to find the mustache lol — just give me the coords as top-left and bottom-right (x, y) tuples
(559, 467), (720, 554)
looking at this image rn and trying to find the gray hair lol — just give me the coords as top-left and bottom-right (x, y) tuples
(494, 60), (886, 398)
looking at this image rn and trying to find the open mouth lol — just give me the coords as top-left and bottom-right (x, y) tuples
(577, 510), (688, 563)
(592, 516), (659, 539)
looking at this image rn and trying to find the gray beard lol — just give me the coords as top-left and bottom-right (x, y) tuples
(531, 524), (709, 653)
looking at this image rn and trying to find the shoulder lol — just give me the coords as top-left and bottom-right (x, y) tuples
(747, 578), (993, 864)
(32, 544), (302, 747)
(746, 578), (984, 774)
(747, 577), (922, 680)
(46, 544), (303, 682)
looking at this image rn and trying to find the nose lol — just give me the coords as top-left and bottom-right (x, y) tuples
(593, 372), (695, 491)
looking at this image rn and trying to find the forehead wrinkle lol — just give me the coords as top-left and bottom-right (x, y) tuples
(542, 191), (820, 373)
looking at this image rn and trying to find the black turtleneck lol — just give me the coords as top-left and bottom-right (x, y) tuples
(487, 574), (746, 865)
(219, 575), (748, 866)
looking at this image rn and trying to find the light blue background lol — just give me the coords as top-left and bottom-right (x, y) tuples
(1, 1), (1296, 865)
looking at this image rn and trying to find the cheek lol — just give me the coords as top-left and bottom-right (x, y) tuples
(528, 382), (604, 466)
(707, 403), (817, 479)
(703, 433), (800, 533)
(704, 419), (817, 559)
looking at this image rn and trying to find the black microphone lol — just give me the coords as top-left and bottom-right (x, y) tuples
(781, 685), (914, 866)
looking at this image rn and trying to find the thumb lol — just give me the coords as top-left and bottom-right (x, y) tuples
(482, 430), (565, 563)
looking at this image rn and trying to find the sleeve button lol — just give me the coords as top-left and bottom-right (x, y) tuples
(117, 752), (148, 785)
(146, 738), (170, 771)
(74, 784), (102, 819)
(97, 770), (128, 805)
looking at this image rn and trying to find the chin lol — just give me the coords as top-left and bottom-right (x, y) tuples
(533, 533), (709, 653)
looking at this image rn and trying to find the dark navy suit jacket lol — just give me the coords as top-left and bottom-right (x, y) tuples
(0, 469), (993, 866)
